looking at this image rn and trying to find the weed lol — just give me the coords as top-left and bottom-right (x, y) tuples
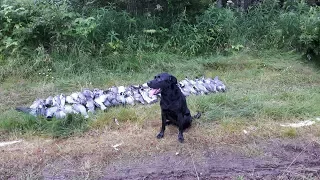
(282, 128), (298, 138)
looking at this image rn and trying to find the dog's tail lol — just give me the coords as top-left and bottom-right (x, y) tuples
(192, 111), (201, 120)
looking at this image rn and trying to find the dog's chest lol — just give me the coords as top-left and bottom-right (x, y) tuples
(163, 109), (178, 121)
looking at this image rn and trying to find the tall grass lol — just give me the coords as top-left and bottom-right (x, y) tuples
(1, 51), (320, 138)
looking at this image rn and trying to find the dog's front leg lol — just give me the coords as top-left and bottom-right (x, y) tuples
(157, 110), (166, 139)
(177, 113), (184, 143)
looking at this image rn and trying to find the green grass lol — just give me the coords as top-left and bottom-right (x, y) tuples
(0, 50), (320, 139)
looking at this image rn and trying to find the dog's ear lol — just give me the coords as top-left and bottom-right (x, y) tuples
(170, 75), (177, 84)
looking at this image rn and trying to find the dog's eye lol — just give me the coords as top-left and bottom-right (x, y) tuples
(154, 76), (157, 79)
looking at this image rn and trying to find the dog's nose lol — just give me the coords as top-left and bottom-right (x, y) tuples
(147, 81), (151, 87)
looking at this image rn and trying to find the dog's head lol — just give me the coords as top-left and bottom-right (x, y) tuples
(147, 72), (177, 96)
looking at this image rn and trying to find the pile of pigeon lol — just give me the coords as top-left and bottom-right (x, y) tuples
(16, 76), (226, 119)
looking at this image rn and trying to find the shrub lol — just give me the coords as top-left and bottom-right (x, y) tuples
(167, 5), (236, 55)
(299, 6), (320, 57)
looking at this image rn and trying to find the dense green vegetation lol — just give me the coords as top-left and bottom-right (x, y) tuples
(0, 0), (319, 81)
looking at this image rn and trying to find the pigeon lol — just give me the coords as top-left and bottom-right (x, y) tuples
(213, 76), (226, 92)
(83, 89), (94, 99)
(59, 94), (66, 107)
(125, 95), (135, 106)
(117, 93), (126, 105)
(109, 86), (118, 94)
(195, 78), (209, 94)
(30, 99), (44, 109)
(86, 99), (96, 112)
(45, 96), (53, 107)
(66, 95), (79, 104)
(103, 99), (113, 107)
(63, 105), (76, 114)
(55, 109), (66, 119)
(73, 104), (89, 118)
(93, 88), (104, 98)
(46, 106), (58, 118)
(52, 95), (61, 107)
(78, 92), (87, 104)
(94, 94), (107, 110)
(139, 87), (157, 104)
(118, 86), (126, 95)
(16, 76), (227, 119)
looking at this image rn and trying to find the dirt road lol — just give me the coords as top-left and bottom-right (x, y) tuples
(101, 139), (320, 179)
(1, 123), (320, 179)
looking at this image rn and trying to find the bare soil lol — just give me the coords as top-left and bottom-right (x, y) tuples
(97, 139), (320, 180)
(1, 121), (320, 179)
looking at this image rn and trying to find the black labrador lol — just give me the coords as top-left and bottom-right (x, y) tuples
(147, 72), (201, 143)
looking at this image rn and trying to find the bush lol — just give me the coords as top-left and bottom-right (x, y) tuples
(299, 6), (320, 57)
(236, 0), (281, 48)
(1, 0), (320, 81)
(0, 0), (98, 55)
(167, 5), (236, 55)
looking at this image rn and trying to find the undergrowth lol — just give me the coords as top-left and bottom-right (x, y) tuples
(0, 0), (320, 81)
(1, 51), (320, 138)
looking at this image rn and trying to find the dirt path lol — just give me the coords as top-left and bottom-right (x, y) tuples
(1, 122), (320, 179)
(99, 139), (320, 179)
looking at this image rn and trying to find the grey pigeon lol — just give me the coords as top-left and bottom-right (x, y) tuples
(195, 78), (209, 94)
(45, 96), (53, 107)
(133, 92), (145, 104)
(117, 94), (126, 105)
(73, 104), (89, 118)
(55, 109), (66, 119)
(46, 106), (58, 118)
(110, 99), (120, 106)
(180, 82), (197, 95)
(118, 86), (126, 95)
(185, 77), (197, 85)
(93, 88), (104, 98)
(103, 99), (113, 107)
(52, 95), (61, 107)
(139, 88), (157, 104)
(63, 105), (75, 114)
(86, 99), (96, 112)
(70, 92), (79, 101)
(82, 89), (94, 99)
(178, 83), (191, 97)
(109, 86), (118, 94)
(94, 94), (107, 110)
(15, 106), (45, 117)
(30, 99), (44, 109)
(125, 95), (135, 106)
(78, 92), (87, 104)
(204, 78), (217, 92)
(59, 94), (66, 107)
(130, 85), (145, 104)
(66, 95), (79, 104)
(213, 76), (226, 92)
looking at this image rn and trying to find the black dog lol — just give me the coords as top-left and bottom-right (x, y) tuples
(147, 72), (201, 143)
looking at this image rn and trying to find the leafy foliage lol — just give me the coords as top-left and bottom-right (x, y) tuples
(0, 0), (319, 81)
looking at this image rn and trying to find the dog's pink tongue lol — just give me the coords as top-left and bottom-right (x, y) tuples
(149, 88), (160, 97)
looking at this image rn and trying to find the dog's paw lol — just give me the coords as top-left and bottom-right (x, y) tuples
(165, 120), (172, 126)
(157, 132), (164, 139)
(178, 135), (184, 143)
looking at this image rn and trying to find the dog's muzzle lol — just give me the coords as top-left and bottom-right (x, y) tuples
(147, 81), (161, 96)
